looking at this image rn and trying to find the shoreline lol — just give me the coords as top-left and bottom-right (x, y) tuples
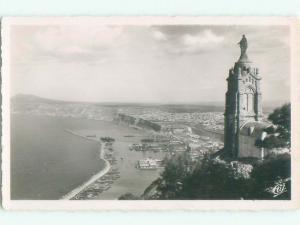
(61, 130), (111, 200)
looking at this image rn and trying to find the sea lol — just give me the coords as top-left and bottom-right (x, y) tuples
(10, 114), (163, 200)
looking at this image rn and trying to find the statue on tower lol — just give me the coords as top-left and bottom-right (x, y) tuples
(237, 34), (249, 62)
(238, 34), (248, 55)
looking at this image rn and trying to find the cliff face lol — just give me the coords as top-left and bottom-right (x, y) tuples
(116, 113), (161, 132)
(117, 113), (136, 124)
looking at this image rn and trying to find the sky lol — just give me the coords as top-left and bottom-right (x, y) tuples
(9, 24), (290, 105)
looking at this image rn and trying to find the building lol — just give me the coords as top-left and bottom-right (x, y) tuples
(224, 35), (271, 159)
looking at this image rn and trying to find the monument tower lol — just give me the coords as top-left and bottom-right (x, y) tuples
(224, 35), (264, 158)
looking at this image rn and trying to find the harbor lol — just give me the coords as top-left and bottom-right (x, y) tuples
(61, 122), (165, 200)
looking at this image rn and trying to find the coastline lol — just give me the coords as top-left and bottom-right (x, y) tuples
(61, 130), (111, 200)
(61, 125), (161, 200)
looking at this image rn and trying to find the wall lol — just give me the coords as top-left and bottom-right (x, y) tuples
(238, 135), (262, 158)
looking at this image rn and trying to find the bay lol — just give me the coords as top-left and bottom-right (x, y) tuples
(11, 114), (106, 200)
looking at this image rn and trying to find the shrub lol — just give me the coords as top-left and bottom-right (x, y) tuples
(249, 153), (291, 199)
(118, 192), (141, 200)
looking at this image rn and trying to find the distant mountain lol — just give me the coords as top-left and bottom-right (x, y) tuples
(11, 94), (287, 113)
(12, 94), (64, 104)
(11, 94), (224, 107)
(11, 94), (87, 105)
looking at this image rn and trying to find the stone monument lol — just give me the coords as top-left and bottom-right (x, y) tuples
(224, 35), (269, 158)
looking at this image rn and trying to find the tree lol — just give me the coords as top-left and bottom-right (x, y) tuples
(250, 153), (291, 199)
(156, 154), (190, 199)
(154, 155), (254, 200)
(256, 103), (291, 149)
(176, 158), (253, 200)
(268, 103), (291, 131)
(148, 154), (290, 200)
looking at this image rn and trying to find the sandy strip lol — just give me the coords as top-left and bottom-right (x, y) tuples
(61, 131), (111, 200)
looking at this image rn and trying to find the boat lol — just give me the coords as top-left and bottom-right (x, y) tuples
(86, 134), (96, 138)
(137, 158), (159, 170)
(103, 186), (111, 191)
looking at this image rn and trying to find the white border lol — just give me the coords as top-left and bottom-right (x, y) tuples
(1, 16), (300, 210)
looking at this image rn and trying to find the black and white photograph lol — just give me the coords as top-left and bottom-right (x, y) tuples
(1, 17), (299, 210)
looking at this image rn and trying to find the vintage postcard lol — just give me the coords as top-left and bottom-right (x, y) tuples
(1, 17), (300, 210)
